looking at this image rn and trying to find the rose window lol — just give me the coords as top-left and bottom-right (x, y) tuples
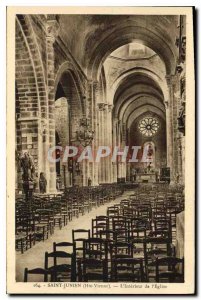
(138, 117), (159, 137)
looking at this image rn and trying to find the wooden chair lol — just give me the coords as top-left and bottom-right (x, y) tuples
(99, 230), (117, 243)
(129, 228), (146, 240)
(107, 206), (119, 218)
(72, 229), (90, 258)
(83, 238), (108, 261)
(110, 242), (133, 260)
(143, 237), (173, 281)
(111, 258), (144, 282)
(35, 209), (54, 238)
(130, 217), (150, 231)
(44, 251), (76, 282)
(155, 257), (184, 282)
(53, 241), (76, 254)
(153, 218), (172, 241)
(71, 198), (79, 218)
(15, 233), (28, 254)
(78, 258), (108, 282)
(34, 223), (49, 242)
(24, 267), (51, 282)
(52, 202), (64, 229)
(92, 216), (109, 237)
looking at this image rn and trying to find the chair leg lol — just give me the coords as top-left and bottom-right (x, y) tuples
(20, 239), (23, 254)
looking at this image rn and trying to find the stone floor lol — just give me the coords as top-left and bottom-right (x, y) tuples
(16, 191), (133, 282)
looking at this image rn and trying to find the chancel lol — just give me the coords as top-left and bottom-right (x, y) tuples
(15, 13), (186, 284)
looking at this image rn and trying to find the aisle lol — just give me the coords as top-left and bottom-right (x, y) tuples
(16, 191), (133, 282)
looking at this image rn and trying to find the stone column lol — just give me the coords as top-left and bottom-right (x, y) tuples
(164, 99), (173, 170)
(107, 104), (113, 183)
(86, 82), (94, 186)
(45, 16), (59, 192)
(101, 103), (113, 184)
(97, 102), (107, 184)
(121, 122), (127, 180)
(103, 103), (109, 183)
(166, 75), (176, 183)
(117, 120), (122, 180)
(112, 117), (118, 182)
(90, 81), (99, 186)
(177, 134), (183, 184)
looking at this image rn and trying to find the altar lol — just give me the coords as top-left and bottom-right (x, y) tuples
(136, 173), (156, 183)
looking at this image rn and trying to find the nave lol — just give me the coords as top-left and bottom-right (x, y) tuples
(16, 184), (184, 283)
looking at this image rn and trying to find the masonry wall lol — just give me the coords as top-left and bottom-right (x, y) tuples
(15, 19), (41, 190)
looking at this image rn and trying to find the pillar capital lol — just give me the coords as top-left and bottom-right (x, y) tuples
(166, 74), (177, 87)
(45, 17), (60, 42)
(108, 104), (113, 112)
(88, 80), (99, 91)
(97, 103), (107, 111)
(113, 117), (119, 127)
(164, 100), (169, 109)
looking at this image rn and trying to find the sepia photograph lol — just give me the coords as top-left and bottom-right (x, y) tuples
(6, 6), (195, 294)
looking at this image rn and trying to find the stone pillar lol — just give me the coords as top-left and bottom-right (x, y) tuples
(164, 99), (173, 170)
(107, 104), (113, 183)
(176, 66), (186, 185)
(177, 134), (184, 184)
(117, 120), (121, 180)
(121, 122), (127, 180)
(112, 117), (118, 183)
(45, 16), (59, 192)
(86, 82), (94, 186)
(101, 103), (113, 184)
(97, 102), (107, 184)
(166, 75), (178, 183)
(90, 81), (99, 186)
(103, 104), (108, 182)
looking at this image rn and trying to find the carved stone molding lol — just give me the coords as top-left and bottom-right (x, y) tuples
(97, 103), (107, 111)
(45, 18), (60, 42)
(164, 100), (169, 109)
(108, 104), (113, 113)
(166, 75), (177, 87)
(91, 80), (99, 95)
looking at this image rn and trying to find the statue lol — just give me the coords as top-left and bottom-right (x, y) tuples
(39, 172), (47, 194)
(20, 152), (35, 181)
(18, 151), (36, 200)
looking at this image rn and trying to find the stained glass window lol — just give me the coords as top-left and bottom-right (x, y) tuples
(138, 116), (159, 137)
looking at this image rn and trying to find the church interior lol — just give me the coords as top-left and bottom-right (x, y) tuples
(15, 14), (186, 283)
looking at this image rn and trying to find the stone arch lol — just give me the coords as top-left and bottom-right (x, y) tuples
(114, 72), (163, 102)
(54, 61), (86, 114)
(54, 69), (85, 144)
(127, 105), (166, 128)
(16, 15), (48, 118)
(110, 67), (168, 104)
(86, 23), (177, 80)
(114, 85), (164, 119)
(15, 18), (40, 119)
(122, 95), (166, 124)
